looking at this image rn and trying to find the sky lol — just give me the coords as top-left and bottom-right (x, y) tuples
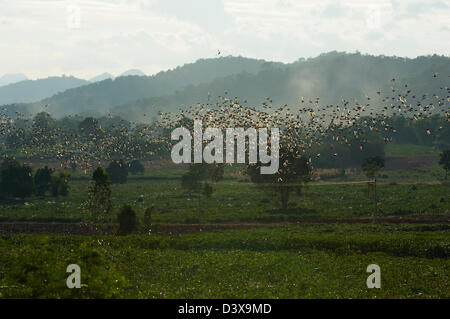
(0, 0), (449, 80)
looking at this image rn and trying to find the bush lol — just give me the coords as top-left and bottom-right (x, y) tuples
(1, 244), (126, 298)
(84, 167), (112, 224)
(143, 206), (154, 228)
(0, 158), (20, 171)
(128, 160), (145, 175)
(34, 166), (53, 196)
(117, 205), (138, 235)
(106, 159), (128, 184)
(50, 172), (71, 197)
(0, 161), (34, 199)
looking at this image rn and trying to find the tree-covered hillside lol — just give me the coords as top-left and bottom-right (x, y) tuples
(4, 52), (449, 121)
(5, 56), (274, 118)
(112, 52), (449, 121)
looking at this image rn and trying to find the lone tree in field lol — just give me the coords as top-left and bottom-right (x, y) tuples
(0, 160), (34, 200)
(106, 159), (129, 184)
(50, 172), (71, 197)
(181, 163), (224, 215)
(117, 204), (138, 235)
(246, 149), (312, 210)
(34, 166), (53, 196)
(85, 167), (112, 225)
(361, 156), (385, 219)
(439, 150), (450, 180)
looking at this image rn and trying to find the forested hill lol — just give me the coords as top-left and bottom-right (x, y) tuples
(4, 52), (449, 121)
(0, 76), (88, 105)
(111, 52), (450, 121)
(7, 56), (274, 118)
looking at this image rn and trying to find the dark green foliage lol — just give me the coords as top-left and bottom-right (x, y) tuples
(247, 149), (312, 210)
(50, 172), (71, 197)
(106, 159), (128, 184)
(362, 156), (385, 179)
(1, 224), (448, 298)
(92, 166), (109, 186)
(439, 150), (450, 179)
(203, 183), (213, 198)
(0, 160), (34, 199)
(85, 167), (112, 223)
(128, 159), (145, 175)
(34, 166), (53, 196)
(1, 244), (125, 298)
(0, 157), (20, 171)
(143, 206), (154, 227)
(117, 204), (138, 235)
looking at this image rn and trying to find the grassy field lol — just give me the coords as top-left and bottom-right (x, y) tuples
(0, 162), (448, 299)
(385, 144), (440, 157)
(0, 177), (448, 223)
(0, 223), (448, 298)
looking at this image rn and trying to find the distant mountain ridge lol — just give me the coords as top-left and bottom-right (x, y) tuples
(4, 53), (449, 121)
(0, 76), (89, 105)
(120, 69), (146, 77)
(89, 72), (114, 83)
(9, 56), (273, 117)
(111, 52), (450, 121)
(0, 73), (28, 87)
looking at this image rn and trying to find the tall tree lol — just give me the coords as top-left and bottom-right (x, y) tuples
(0, 160), (34, 199)
(246, 149), (312, 210)
(181, 163), (224, 215)
(361, 156), (385, 219)
(106, 159), (129, 184)
(84, 167), (112, 225)
(439, 150), (450, 180)
(34, 166), (53, 196)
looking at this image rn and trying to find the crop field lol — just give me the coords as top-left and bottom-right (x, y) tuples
(0, 168), (448, 224)
(0, 162), (449, 299)
(0, 224), (448, 298)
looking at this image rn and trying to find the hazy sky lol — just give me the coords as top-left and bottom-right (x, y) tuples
(0, 0), (449, 79)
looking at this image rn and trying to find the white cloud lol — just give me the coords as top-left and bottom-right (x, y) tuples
(0, 0), (448, 79)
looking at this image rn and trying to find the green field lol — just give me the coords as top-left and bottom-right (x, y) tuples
(1, 223), (448, 298)
(385, 144), (440, 157)
(0, 164), (448, 299)
(0, 173), (448, 223)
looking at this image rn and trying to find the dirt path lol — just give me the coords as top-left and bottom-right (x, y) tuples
(0, 215), (448, 235)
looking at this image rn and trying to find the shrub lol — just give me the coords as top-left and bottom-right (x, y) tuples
(84, 167), (112, 224)
(106, 159), (128, 184)
(0, 161), (34, 199)
(1, 244), (126, 298)
(35, 166), (53, 196)
(117, 205), (138, 235)
(143, 206), (154, 228)
(50, 172), (71, 197)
